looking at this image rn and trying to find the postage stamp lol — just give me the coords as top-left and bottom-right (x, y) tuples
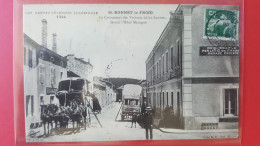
(204, 9), (239, 46)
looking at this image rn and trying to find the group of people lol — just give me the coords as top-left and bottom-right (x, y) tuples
(159, 105), (179, 128)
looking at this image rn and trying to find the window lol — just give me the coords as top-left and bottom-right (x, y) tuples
(157, 62), (159, 78)
(50, 57), (54, 63)
(51, 67), (56, 85)
(177, 92), (181, 116)
(167, 92), (169, 106)
(154, 64), (157, 78)
(40, 52), (44, 59)
(26, 95), (30, 117)
(25, 95), (34, 116)
(171, 92), (173, 107)
(171, 46), (174, 69)
(153, 65), (155, 79)
(24, 47), (26, 65)
(28, 49), (33, 69)
(166, 52), (169, 72)
(162, 56), (165, 75)
(163, 92), (165, 108)
(151, 67), (153, 83)
(50, 96), (54, 104)
(31, 96), (34, 116)
(177, 40), (181, 67)
(157, 92), (160, 107)
(60, 72), (63, 80)
(40, 96), (44, 105)
(160, 92), (162, 110)
(39, 64), (45, 85)
(224, 89), (238, 116)
(159, 59), (162, 77)
(153, 92), (156, 107)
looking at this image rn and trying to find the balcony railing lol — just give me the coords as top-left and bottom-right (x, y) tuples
(147, 67), (182, 86)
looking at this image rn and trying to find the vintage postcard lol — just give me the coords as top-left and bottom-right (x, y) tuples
(23, 4), (239, 142)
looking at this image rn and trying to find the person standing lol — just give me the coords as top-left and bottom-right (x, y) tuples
(143, 107), (154, 140)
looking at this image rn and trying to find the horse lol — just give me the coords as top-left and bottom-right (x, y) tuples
(131, 113), (139, 128)
(40, 105), (55, 135)
(59, 106), (70, 128)
(68, 100), (84, 128)
(53, 106), (70, 129)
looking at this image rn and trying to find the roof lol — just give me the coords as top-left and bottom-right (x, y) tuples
(38, 46), (66, 59)
(65, 54), (93, 67)
(24, 33), (41, 47)
(60, 77), (91, 83)
(67, 71), (80, 77)
(75, 57), (93, 67)
(117, 85), (124, 90)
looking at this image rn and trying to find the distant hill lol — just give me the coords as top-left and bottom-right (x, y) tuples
(104, 78), (141, 89)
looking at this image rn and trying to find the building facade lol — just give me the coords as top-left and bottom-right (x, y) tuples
(116, 86), (123, 102)
(37, 46), (68, 106)
(24, 34), (68, 130)
(24, 34), (40, 129)
(146, 5), (239, 130)
(66, 54), (94, 93)
(93, 76), (107, 107)
(103, 79), (117, 105)
(93, 77), (117, 107)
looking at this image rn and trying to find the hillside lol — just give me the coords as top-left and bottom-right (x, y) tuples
(104, 78), (141, 89)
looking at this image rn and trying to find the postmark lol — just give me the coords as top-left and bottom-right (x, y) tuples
(204, 9), (239, 47)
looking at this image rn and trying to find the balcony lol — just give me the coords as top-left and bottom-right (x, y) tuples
(148, 67), (182, 86)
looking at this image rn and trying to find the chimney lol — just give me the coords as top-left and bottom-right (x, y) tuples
(52, 33), (57, 53)
(42, 19), (47, 47)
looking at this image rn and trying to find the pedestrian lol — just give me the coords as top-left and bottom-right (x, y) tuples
(143, 107), (154, 140)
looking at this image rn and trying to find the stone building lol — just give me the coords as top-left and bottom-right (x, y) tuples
(66, 54), (94, 93)
(93, 76), (106, 107)
(103, 79), (117, 105)
(145, 5), (239, 130)
(93, 77), (117, 107)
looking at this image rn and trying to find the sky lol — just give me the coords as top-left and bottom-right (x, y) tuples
(23, 4), (178, 80)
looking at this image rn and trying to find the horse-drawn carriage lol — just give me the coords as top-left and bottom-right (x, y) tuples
(40, 78), (93, 135)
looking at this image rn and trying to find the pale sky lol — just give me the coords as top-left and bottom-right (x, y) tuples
(23, 4), (178, 80)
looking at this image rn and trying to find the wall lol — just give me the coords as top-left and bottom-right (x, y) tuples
(37, 59), (67, 105)
(67, 54), (94, 93)
(180, 5), (239, 130)
(24, 35), (40, 131)
(190, 5), (239, 77)
(191, 83), (239, 129)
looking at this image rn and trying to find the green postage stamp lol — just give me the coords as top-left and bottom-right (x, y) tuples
(204, 9), (239, 40)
